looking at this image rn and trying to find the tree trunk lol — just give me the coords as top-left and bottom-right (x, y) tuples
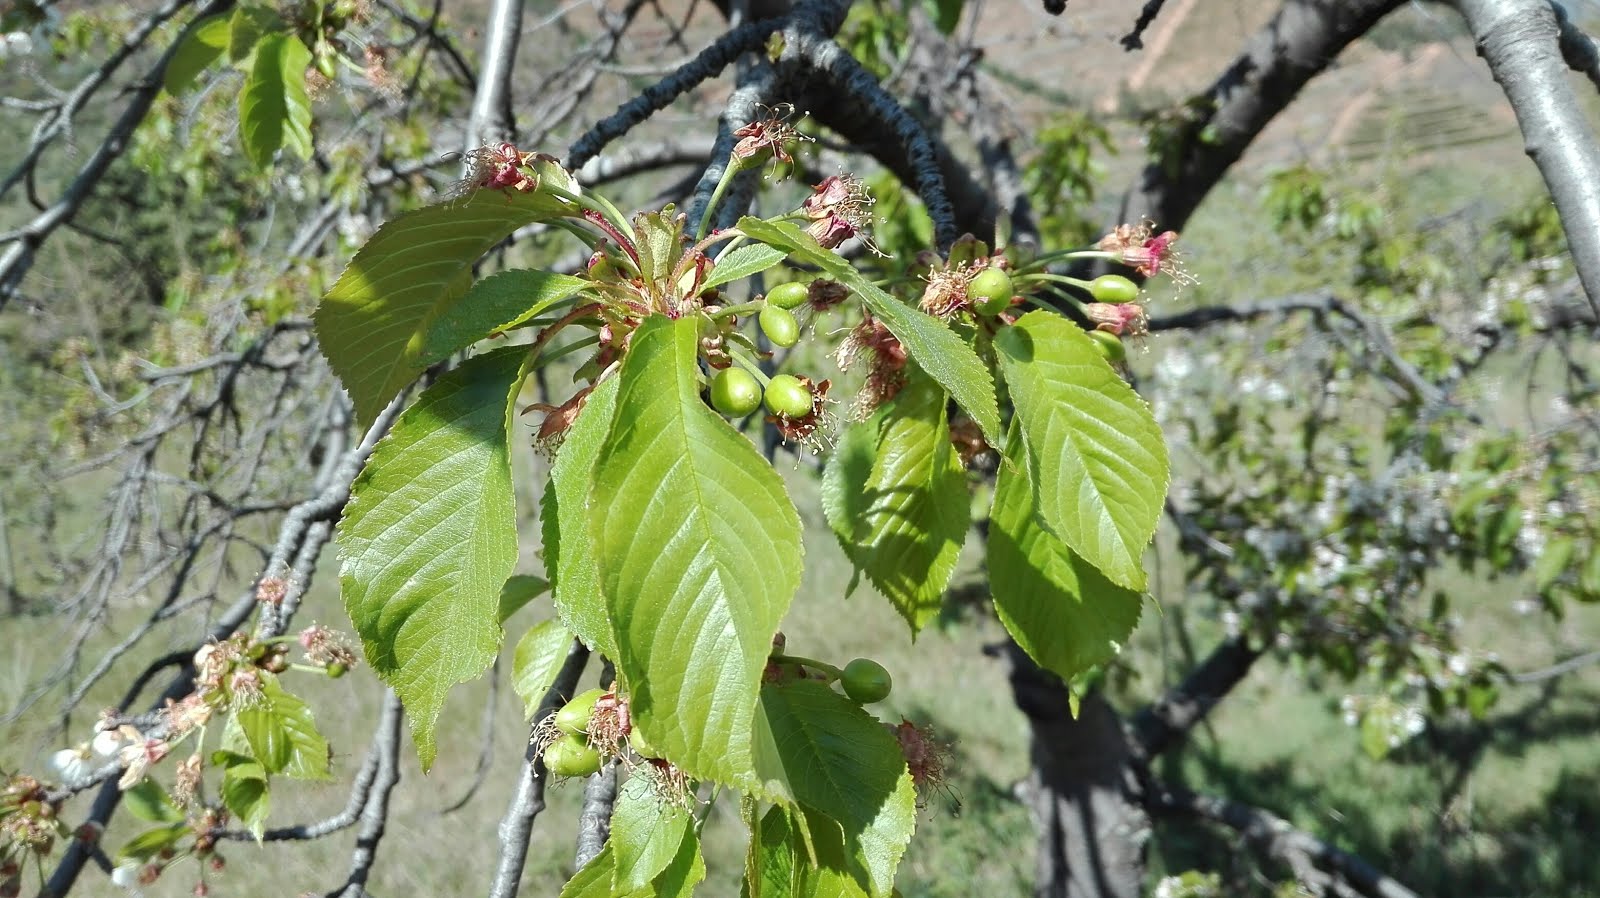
(1006, 646), (1150, 898)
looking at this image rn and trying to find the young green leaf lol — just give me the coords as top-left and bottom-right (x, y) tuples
(232, 676), (332, 780)
(418, 269), (591, 367)
(512, 617), (573, 719)
(995, 311), (1168, 591)
(163, 14), (230, 95)
(227, 4), (281, 64)
(821, 372), (967, 633)
(610, 775), (693, 893)
(123, 780), (185, 824)
(315, 190), (573, 427)
(746, 806), (873, 898)
(560, 844), (618, 898)
(703, 243), (790, 291)
(337, 347), (529, 770)
(219, 757), (271, 841)
(498, 573), (551, 624)
(588, 316), (803, 787)
(989, 421), (1143, 681)
(736, 216), (1002, 445)
(752, 680), (916, 897)
(116, 824), (190, 864)
(238, 33), (312, 169)
(542, 375), (622, 658)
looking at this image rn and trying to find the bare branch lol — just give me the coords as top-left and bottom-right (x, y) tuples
(1121, 0), (1170, 50)
(468, 0), (525, 147)
(1146, 781), (1422, 898)
(488, 639), (591, 898)
(1115, 0), (1405, 236)
(0, 0), (230, 309)
(1129, 637), (1263, 759)
(575, 760), (622, 869)
(1455, 0), (1600, 315)
(326, 692), (405, 898)
(1507, 648), (1600, 683)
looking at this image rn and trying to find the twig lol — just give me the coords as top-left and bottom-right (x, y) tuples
(575, 760), (621, 868)
(1121, 0), (1170, 50)
(1507, 648), (1600, 683)
(325, 691), (405, 898)
(487, 639), (591, 898)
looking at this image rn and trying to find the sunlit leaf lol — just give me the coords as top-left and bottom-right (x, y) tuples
(703, 243), (790, 290)
(610, 775), (693, 893)
(512, 617), (573, 719)
(232, 676), (332, 780)
(238, 33), (312, 169)
(337, 347), (528, 769)
(995, 311), (1167, 590)
(589, 316), (803, 787)
(989, 420), (1142, 680)
(315, 190), (573, 427)
(163, 14), (229, 95)
(542, 375), (622, 658)
(752, 680), (915, 897)
(418, 268), (591, 367)
(822, 373), (967, 632)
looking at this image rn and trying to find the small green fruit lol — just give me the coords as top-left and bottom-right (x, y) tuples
(841, 658), (892, 704)
(709, 367), (763, 416)
(542, 733), (602, 777)
(766, 281), (809, 310)
(764, 374), (813, 418)
(628, 727), (661, 760)
(326, 662), (348, 679)
(968, 268), (1014, 316)
(1087, 329), (1127, 362)
(759, 305), (801, 348)
(1089, 274), (1139, 304)
(555, 688), (606, 736)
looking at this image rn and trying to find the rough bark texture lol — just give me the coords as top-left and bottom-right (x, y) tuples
(1006, 647), (1150, 898)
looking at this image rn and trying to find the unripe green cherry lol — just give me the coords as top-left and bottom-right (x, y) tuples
(542, 733), (602, 777)
(1089, 274), (1139, 304)
(759, 305), (801, 348)
(1088, 329), (1127, 363)
(764, 374), (813, 418)
(709, 367), (763, 416)
(841, 658), (892, 704)
(968, 268), (1014, 316)
(766, 281), (809, 311)
(555, 688), (606, 736)
(326, 661), (348, 679)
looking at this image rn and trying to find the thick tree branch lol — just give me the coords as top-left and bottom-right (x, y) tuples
(1115, 0), (1405, 236)
(467, 0), (525, 146)
(1455, 0), (1600, 314)
(1146, 781), (1422, 898)
(1130, 637), (1263, 759)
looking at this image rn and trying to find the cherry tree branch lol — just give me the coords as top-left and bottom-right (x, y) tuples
(1130, 636), (1263, 759)
(1145, 781), (1422, 898)
(1114, 0), (1406, 236)
(324, 692), (405, 898)
(488, 640), (591, 898)
(575, 760), (622, 868)
(467, 0), (526, 146)
(0, 0), (233, 309)
(1454, 0), (1600, 315)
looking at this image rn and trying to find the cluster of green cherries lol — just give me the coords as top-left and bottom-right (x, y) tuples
(706, 279), (815, 419)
